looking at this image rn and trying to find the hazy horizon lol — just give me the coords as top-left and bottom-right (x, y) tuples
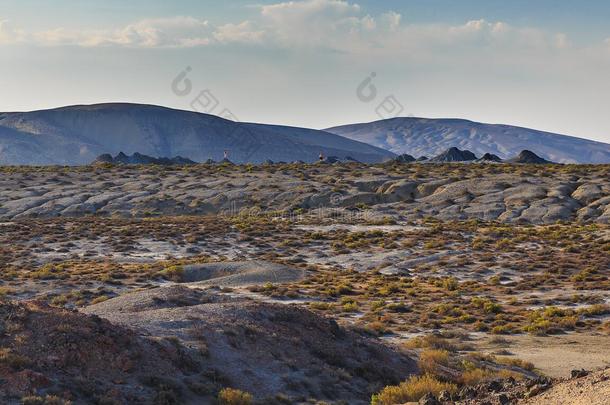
(2, 0), (610, 143)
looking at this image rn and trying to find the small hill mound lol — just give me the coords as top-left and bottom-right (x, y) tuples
(180, 260), (306, 287)
(393, 153), (416, 163)
(84, 286), (418, 403)
(477, 152), (503, 162)
(430, 147), (477, 162)
(508, 150), (553, 164)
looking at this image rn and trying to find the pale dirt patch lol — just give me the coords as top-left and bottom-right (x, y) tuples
(479, 333), (610, 378)
(521, 368), (610, 405)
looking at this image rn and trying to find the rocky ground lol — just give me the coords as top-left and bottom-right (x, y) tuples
(0, 163), (608, 223)
(0, 163), (608, 404)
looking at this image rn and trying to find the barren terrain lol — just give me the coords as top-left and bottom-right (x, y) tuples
(0, 162), (608, 404)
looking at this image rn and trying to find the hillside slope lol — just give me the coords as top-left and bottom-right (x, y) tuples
(326, 117), (610, 163)
(0, 103), (394, 165)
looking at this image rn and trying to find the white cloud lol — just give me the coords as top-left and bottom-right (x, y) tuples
(259, 0), (379, 48)
(20, 17), (212, 48)
(0, 0), (604, 59)
(214, 21), (265, 44)
(104, 17), (211, 48)
(0, 19), (25, 44)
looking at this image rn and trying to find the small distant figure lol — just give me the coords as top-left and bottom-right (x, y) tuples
(319, 151), (325, 162)
(224, 150), (229, 160)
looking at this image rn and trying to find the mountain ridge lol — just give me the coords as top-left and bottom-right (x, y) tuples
(326, 117), (610, 164)
(0, 103), (394, 165)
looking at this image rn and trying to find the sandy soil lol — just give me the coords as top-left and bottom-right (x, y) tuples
(522, 368), (610, 404)
(479, 333), (610, 378)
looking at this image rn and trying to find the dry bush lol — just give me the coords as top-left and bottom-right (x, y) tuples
(218, 388), (253, 405)
(418, 349), (449, 374)
(371, 374), (457, 405)
(20, 396), (71, 405)
(459, 367), (496, 385)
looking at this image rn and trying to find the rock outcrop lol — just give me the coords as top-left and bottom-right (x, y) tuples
(430, 147), (477, 162)
(93, 152), (196, 165)
(477, 153), (503, 162)
(394, 153), (417, 163)
(508, 150), (553, 164)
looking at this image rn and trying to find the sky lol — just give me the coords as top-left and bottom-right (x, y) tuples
(1, 0), (610, 143)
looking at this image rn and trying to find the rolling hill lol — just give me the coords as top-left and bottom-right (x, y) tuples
(0, 103), (394, 165)
(326, 117), (610, 164)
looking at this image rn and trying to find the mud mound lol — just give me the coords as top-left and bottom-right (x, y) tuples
(80, 284), (234, 314)
(181, 260), (306, 287)
(84, 286), (417, 404)
(0, 300), (215, 404)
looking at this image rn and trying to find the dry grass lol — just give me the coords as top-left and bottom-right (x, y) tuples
(371, 374), (457, 405)
(218, 388), (253, 405)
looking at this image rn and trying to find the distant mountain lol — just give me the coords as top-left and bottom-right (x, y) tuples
(507, 150), (552, 164)
(429, 147), (477, 162)
(93, 152), (196, 166)
(326, 117), (610, 164)
(0, 103), (394, 165)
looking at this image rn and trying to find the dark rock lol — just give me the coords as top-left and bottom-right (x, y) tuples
(487, 379), (503, 392)
(416, 156), (429, 161)
(437, 390), (452, 401)
(394, 153), (416, 163)
(459, 386), (477, 399)
(93, 152), (197, 166)
(571, 369), (589, 379)
(498, 393), (511, 405)
(526, 383), (551, 398)
(94, 153), (114, 163)
(430, 147), (477, 162)
(507, 150), (553, 164)
(478, 152), (503, 162)
(418, 392), (440, 405)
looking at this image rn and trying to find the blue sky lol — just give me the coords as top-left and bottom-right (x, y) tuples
(1, 0), (610, 143)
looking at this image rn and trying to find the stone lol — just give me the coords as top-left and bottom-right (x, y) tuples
(418, 392), (440, 405)
(437, 390), (452, 401)
(571, 369), (589, 379)
(498, 393), (511, 405)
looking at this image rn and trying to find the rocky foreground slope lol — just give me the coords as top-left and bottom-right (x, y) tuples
(0, 286), (417, 404)
(0, 163), (608, 223)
